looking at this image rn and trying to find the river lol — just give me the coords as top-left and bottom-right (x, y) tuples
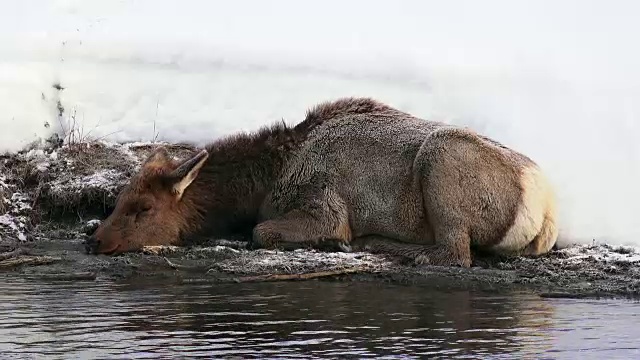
(0, 276), (638, 359)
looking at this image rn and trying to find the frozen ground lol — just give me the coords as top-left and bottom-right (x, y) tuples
(0, 142), (639, 299)
(0, 1), (639, 292)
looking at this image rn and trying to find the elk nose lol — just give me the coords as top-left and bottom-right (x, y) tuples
(84, 235), (100, 255)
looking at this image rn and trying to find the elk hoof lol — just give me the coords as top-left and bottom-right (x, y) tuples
(414, 252), (472, 268)
(337, 241), (352, 253)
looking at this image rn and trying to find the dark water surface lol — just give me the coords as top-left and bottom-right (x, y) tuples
(0, 276), (638, 359)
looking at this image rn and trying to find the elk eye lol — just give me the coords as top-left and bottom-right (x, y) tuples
(134, 205), (152, 221)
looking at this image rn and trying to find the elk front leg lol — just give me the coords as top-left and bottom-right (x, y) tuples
(250, 208), (352, 252)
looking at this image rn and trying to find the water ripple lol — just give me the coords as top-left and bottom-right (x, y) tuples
(0, 276), (639, 358)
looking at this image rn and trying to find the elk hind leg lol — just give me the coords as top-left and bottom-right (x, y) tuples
(413, 229), (473, 268)
(521, 214), (558, 256)
(351, 232), (472, 268)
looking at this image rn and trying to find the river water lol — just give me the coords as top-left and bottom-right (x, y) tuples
(0, 277), (638, 359)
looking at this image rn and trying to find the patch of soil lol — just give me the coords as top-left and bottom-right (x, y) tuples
(2, 232), (639, 300)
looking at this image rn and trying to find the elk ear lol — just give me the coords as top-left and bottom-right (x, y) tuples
(169, 149), (209, 200)
(144, 146), (170, 166)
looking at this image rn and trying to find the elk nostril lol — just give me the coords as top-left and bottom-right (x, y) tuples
(84, 235), (100, 255)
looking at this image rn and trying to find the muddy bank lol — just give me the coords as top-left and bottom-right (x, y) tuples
(2, 234), (639, 299)
(1, 141), (639, 299)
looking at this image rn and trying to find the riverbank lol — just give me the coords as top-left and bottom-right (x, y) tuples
(1, 140), (639, 299)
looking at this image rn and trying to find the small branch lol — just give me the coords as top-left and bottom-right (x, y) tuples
(0, 256), (61, 269)
(153, 98), (159, 143)
(0, 248), (27, 261)
(233, 267), (367, 283)
(71, 107), (77, 144)
(57, 105), (67, 141)
(82, 117), (102, 140)
(95, 129), (123, 142)
(163, 256), (182, 270)
(161, 257), (207, 272)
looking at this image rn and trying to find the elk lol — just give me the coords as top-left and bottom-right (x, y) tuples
(85, 97), (558, 267)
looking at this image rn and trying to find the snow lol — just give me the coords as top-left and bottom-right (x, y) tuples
(1, 174), (30, 242)
(0, 190), (31, 243)
(0, 176), (8, 193)
(140, 244), (390, 274)
(9, 193), (31, 213)
(69, 169), (121, 190)
(85, 219), (101, 227)
(558, 244), (640, 265)
(1, 0), (640, 247)
(255, 248), (381, 267)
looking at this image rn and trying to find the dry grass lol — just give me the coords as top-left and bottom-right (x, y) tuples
(0, 138), (197, 245)
(128, 142), (196, 161)
(0, 195), (5, 215)
(40, 143), (138, 215)
(2, 140), (197, 221)
(58, 142), (137, 176)
(57, 106), (122, 147)
(0, 162), (12, 215)
(2, 156), (42, 190)
(0, 186), (6, 216)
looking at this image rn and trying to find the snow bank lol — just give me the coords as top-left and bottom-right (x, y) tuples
(0, 184), (31, 242)
(559, 244), (640, 265)
(2, 0), (640, 246)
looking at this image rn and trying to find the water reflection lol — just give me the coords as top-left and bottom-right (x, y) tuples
(0, 276), (637, 358)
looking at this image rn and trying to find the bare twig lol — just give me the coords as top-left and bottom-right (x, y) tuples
(80, 111), (85, 143)
(0, 256), (61, 269)
(161, 256), (208, 272)
(153, 97), (160, 143)
(82, 117), (102, 140)
(70, 107), (77, 144)
(57, 106), (67, 141)
(95, 129), (123, 142)
(163, 256), (182, 270)
(234, 267), (367, 283)
(0, 248), (27, 261)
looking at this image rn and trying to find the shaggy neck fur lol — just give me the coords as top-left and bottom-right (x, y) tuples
(175, 122), (307, 241)
(175, 97), (397, 242)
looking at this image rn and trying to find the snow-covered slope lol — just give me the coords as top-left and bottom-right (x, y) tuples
(1, 0), (640, 247)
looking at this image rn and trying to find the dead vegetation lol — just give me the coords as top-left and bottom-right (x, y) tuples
(0, 255), (60, 269)
(3, 140), (196, 220)
(233, 267), (372, 283)
(0, 248), (26, 261)
(141, 242), (391, 276)
(0, 177), (6, 216)
(0, 245), (60, 270)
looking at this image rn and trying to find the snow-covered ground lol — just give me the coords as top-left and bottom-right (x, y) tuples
(1, 0), (640, 247)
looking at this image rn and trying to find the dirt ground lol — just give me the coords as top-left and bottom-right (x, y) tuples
(1, 140), (639, 300)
